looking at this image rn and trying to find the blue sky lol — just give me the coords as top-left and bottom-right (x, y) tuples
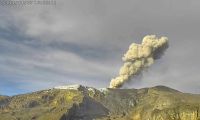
(0, 0), (200, 95)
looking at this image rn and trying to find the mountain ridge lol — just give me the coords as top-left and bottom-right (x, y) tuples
(0, 85), (200, 120)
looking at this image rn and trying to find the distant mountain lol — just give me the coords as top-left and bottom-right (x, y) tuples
(0, 85), (200, 120)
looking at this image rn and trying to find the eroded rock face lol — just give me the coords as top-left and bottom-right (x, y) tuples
(61, 96), (109, 120)
(0, 85), (200, 120)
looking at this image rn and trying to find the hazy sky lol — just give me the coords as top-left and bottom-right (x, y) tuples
(0, 0), (200, 95)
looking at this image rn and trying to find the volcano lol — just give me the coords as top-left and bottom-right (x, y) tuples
(0, 85), (200, 120)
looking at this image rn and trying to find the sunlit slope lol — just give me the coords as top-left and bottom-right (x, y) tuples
(0, 85), (200, 120)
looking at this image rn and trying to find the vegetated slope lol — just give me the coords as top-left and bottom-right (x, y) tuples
(0, 85), (200, 120)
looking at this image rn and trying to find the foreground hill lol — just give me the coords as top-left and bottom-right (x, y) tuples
(0, 85), (200, 120)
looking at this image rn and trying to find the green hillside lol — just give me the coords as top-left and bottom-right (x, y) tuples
(0, 85), (200, 120)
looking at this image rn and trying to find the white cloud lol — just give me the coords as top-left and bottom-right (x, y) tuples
(1, 0), (200, 93)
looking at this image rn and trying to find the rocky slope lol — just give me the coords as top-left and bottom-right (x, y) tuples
(0, 85), (200, 120)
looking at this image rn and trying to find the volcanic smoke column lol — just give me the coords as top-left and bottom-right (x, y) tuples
(109, 35), (169, 88)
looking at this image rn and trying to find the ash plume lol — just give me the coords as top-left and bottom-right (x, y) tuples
(109, 35), (169, 88)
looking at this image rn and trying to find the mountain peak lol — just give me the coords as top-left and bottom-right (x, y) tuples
(150, 85), (180, 92)
(54, 84), (84, 90)
(1, 85), (200, 120)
